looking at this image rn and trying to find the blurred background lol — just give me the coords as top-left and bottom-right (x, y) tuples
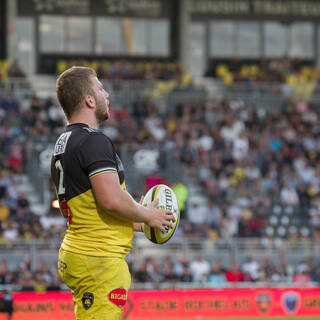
(0, 0), (320, 319)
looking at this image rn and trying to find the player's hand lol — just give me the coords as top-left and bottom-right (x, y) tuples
(139, 196), (144, 205)
(145, 198), (176, 233)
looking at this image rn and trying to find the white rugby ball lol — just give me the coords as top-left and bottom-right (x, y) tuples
(142, 184), (180, 244)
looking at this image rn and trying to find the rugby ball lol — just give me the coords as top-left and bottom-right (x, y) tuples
(142, 184), (180, 244)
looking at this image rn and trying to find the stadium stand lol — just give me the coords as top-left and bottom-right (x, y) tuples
(0, 57), (319, 291)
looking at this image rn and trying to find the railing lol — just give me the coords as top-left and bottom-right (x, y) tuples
(0, 78), (31, 99)
(131, 235), (319, 269)
(1, 237), (319, 272)
(130, 281), (320, 290)
(102, 79), (155, 109)
(209, 79), (320, 110)
(102, 79), (207, 112)
(2, 77), (318, 109)
(0, 77), (207, 114)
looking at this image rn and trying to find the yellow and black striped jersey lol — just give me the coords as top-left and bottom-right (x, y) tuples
(51, 123), (133, 258)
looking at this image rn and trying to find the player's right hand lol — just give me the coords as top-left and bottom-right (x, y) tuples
(145, 198), (176, 233)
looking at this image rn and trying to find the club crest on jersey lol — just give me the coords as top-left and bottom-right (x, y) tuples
(108, 287), (127, 308)
(58, 259), (67, 274)
(82, 292), (94, 310)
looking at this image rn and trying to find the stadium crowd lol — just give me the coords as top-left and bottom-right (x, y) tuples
(171, 95), (320, 241)
(132, 255), (320, 285)
(1, 83), (320, 244)
(0, 58), (320, 288)
(56, 59), (186, 82)
(0, 254), (319, 290)
(213, 57), (319, 87)
(0, 59), (26, 83)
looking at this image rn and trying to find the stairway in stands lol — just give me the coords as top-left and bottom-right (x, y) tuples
(23, 75), (56, 216)
(15, 174), (46, 215)
(28, 74), (57, 98)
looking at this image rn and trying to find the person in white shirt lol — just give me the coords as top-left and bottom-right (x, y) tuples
(280, 183), (299, 206)
(242, 256), (259, 281)
(189, 256), (210, 282)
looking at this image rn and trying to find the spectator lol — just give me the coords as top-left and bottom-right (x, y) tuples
(242, 256), (260, 281)
(187, 202), (210, 226)
(232, 131), (249, 161)
(220, 212), (238, 238)
(145, 257), (161, 282)
(134, 260), (153, 283)
(8, 58), (25, 78)
(1, 92), (19, 114)
(161, 257), (177, 283)
(8, 139), (24, 173)
(311, 265), (320, 283)
(132, 96), (147, 124)
(145, 172), (168, 191)
(39, 209), (66, 233)
(280, 183), (300, 206)
(173, 256), (189, 279)
(180, 265), (193, 282)
(18, 270), (36, 291)
(3, 222), (19, 241)
(0, 260), (11, 285)
(293, 268), (312, 284)
(209, 259), (227, 285)
(189, 256), (210, 282)
(225, 260), (244, 282)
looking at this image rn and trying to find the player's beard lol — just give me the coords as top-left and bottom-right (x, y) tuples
(94, 94), (109, 123)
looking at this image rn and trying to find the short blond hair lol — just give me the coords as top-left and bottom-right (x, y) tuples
(56, 66), (97, 119)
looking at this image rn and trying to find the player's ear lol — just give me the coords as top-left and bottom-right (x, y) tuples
(85, 95), (95, 108)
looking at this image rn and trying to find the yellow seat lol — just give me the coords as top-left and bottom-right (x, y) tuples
(57, 60), (67, 73)
(223, 72), (233, 85)
(216, 64), (229, 77)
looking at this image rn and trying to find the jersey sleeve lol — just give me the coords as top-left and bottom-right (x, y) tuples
(78, 133), (117, 178)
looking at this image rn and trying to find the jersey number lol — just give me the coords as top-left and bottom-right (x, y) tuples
(55, 160), (65, 195)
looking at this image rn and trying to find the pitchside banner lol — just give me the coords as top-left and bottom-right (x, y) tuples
(1, 288), (320, 319)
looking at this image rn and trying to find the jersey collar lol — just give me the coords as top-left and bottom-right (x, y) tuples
(67, 123), (89, 129)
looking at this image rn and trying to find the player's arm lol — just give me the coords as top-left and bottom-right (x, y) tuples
(90, 172), (175, 232)
(133, 196), (144, 232)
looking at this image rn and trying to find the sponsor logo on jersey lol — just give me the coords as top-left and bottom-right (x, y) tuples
(281, 292), (300, 314)
(82, 292), (94, 310)
(108, 287), (127, 308)
(257, 294), (271, 313)
(54, 131), (71, 155)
